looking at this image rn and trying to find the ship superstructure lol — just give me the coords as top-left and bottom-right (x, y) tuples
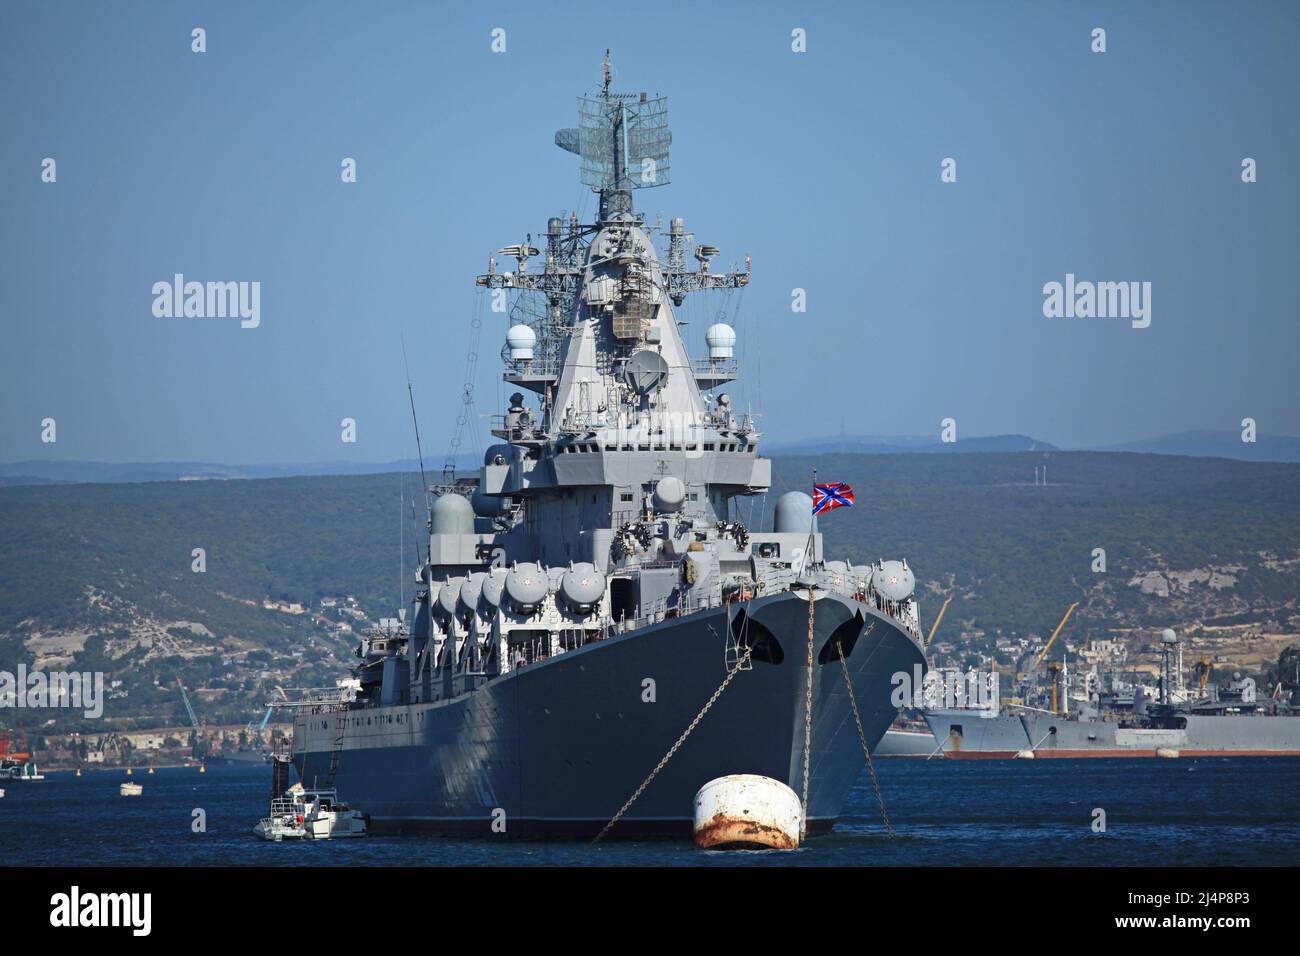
(289, 55), (927, 835)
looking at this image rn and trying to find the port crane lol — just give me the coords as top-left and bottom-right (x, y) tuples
(242, 704), (275, 745)
(1019, 602), (1078, 679)
(922, 596), (952, 652)
(176, 677), (204, 747)
(1013, 602), (1079, 712)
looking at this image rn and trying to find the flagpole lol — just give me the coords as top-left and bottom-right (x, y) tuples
(811, 465), (818, 567)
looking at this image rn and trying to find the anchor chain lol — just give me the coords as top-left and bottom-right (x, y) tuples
(592, 641), (754, 844)
(800, 587), (815, 839)
(835, 635), (895, 841)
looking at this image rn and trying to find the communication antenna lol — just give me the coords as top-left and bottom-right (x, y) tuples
(401, 334), (431, 523)
(400, 474), (403, 611)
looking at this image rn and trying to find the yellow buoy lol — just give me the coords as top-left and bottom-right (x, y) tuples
(75, 768), (82, 777)
(199, 764), (206, 774)
(148, 767), (154, 774)
(126, 768), (133, 776)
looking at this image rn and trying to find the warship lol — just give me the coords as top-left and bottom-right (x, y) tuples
(287, 55), (928, 836)
(924, 630), (1300, 758)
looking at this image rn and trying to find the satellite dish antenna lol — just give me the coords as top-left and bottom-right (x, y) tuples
(622, 349), (670, 393)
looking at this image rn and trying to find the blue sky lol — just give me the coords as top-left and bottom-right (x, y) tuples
(2, 0), (1297, 464)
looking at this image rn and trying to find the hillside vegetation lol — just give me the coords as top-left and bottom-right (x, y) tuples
(1, 452), (1297, 727)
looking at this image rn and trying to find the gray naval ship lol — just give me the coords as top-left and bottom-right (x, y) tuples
(289, 57), (928, 836)
(924, 630), (1300, 758)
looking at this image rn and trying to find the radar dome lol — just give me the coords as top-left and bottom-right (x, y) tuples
(653, 476), (686, 512)
(506, 324), (536, 361)
(872, 560), (915, 602)
(706, 323), (736, 359)
(430, 493), (474, 535)
(438, 576), (465, 616)
(1161, 628), (1178, 644)
(505, 563), (549, 608)
(561, 563), (606, 608)
(773, 491), (813, 534)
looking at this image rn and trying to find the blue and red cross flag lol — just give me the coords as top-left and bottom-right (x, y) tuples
(812, 482), (855, 516)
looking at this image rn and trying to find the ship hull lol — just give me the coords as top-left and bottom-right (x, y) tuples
(923, 709), (1030, 758)
(293, 590), (924, 837)
(925, 709), (1300, 759)
(1019, 712), (1300, 758)
(874, 728), (941, 757)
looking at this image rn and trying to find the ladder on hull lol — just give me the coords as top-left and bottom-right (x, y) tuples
(324, 708), (346, 787)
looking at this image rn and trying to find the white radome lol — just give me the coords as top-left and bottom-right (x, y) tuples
(506, 324), (536, 361)
(705, 322), (736, 359)
(653, 475), (686, 511)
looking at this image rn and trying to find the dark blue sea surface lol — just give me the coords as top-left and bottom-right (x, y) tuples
(4, 758), (1298, 866)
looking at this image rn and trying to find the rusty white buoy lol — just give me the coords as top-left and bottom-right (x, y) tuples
(1156, 747), (1180, 759)
(693, 774), (803, 850)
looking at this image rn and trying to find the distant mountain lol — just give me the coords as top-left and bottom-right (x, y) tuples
(4, 428), (1296, 486)
(766, 433), (1058, 456)
(1089, 430), (1300, 463)
(0, 457), (480, 486)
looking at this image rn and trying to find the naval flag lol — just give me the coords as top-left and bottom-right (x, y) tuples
(812, 482), (855, 516)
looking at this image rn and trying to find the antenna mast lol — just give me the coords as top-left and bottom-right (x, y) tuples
(401, 335), (431, 525)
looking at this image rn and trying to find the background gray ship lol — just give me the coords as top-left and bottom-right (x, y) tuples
(287, 56), (927, 836)
(924, 628), (1300, 758)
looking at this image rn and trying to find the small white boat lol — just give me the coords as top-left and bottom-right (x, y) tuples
(253, 784), (367, 841)
(0, 788), (6, 798)
(120, 782), (143, 796)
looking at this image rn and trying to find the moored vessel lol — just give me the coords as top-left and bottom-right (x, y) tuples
(286, 53), (928, 837)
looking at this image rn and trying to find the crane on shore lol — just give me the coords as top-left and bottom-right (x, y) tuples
(923, 596), (952, 652)
(1018, 602), (1079, 680)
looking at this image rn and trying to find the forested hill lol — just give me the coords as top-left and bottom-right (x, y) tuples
(1, 452), (1297, 726)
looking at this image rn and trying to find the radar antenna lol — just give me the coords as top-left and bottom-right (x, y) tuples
(553, 49), (671, 220)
